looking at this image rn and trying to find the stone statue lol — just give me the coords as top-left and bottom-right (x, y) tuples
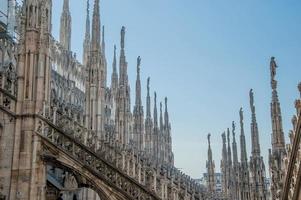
(270, 57), (278, 81)
(249, 89), (254, 111)
(207, 133), (211, 145)
(232, 121), (235, 137)
(121, 26), (126, 49)
(239, 108), (243, 122)
(137, 56), (141, 74)
(298, 82), (301, 97)
(147, 77), (150, 92)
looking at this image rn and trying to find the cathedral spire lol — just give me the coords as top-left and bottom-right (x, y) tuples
(102, 26), (106, 56)
(119, 26), (128, 86)
(135, 56), (142, 106)
(249, 89), (261, 156)
(270, 57), (285, 151)
(221, 132), (228, 194)
(239, 108), (250, 199)
(154, 92), (158, 129)
(83, 0), (90, 65)
(60, 0), (72, 50)
(239, 108), (248, 164)
(91, 0), (101, 51)
(160, 102), (164, 131)
(85, 0), (90, 41)
(207, 133), (215, 192)
(111, 45), (118, 91)
(146, 77), (151, 118)
(232, 122), (238, 165)
(164, 97), (170, 130)
(269, 57), (286, 199)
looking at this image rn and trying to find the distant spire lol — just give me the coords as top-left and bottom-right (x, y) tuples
(239, 108), (248, 164)
(121, 26), (125, 50)
(146, 77), (151, 118)
(164, 97), (169, 130)
(154, 92), (158, 128)
(60, 0), (72, 50)
(85, 0), (90, 40)
(208, 133), (212, 160)
(83, 0), (90, 65)
(227, 128), (232, 166)
(270, 57), (285, 152)
(119, 26), (128, 86)
(249, 89), (261, 156)
(111, 45), (118, 91)
(221, 132), (228, 194)
(232, 121), (238, 165)
(135, 56), (142, 106)
(207, 133), (215, 192)
(160, 102), (164, 131)
(91, 0), (101, 51)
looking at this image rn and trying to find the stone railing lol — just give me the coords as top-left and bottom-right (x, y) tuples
(37, 103), (206, 200)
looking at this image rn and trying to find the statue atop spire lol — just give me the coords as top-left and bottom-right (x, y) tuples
(146, 77), (151, 118)
(270, 56), (278, 89)
(121, 26), (126, 50)
(208, 133), (211, 147)
(137, 56), (141, 75)
(250, 89), (255, 114)
(298, 82), (301, 97)
(232, 121), (236, 138)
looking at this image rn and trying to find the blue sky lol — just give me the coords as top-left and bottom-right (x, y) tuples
(51, 0), (301, 178)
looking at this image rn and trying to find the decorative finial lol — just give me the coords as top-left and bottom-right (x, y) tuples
(114, 45), (116, 57)
(165, 97), (168, 107)
(121, 26), (126, 49)
(154, 92), (157, 102)
(298, 82), (301, 97)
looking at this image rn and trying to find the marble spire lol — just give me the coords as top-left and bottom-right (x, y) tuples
(249, 89), (261, 156)
(60, 0), (72, 50)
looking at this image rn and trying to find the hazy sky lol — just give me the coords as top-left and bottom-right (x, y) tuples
(51, 0), (301, 178)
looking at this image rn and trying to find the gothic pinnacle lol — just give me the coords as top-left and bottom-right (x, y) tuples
(135, 56), (142, 106)
(113, 45), (117, 72)
(121, 26), (126, 50)
(85, 0), (90, 40)
(60, 0), (71, 50)
(164, 97), (169, 129)
(91, 0), (100, 51)
(154, 92), (158, 128)
(239, 108), (248, 163)
(160, 102), (163, 131)
(249, 89), (261, 156)
(102, 26), (106, 56)
(146, 77), (151, 118)
(270, 56), (278, 90)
